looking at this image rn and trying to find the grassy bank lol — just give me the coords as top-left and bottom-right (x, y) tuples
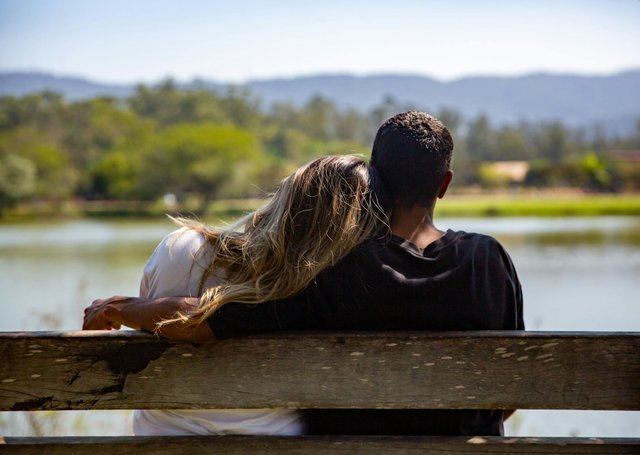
(435, 193), (640, 217)
(2, 194), (640, 221)
(208, 194), (640, 219)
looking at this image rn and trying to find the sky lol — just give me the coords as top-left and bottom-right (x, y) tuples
(1, 0), (639, 84)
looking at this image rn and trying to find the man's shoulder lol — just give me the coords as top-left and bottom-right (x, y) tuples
(449, 230), (511, 259)
(451, 230), (502, 247)
(450, 231), (518, 281)
(331, 231), (510, 277)
(360, 230), (502, 252)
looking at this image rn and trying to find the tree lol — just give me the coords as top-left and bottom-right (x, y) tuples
(335, 108), (370, 144)
(532, 122), (573, 163)
(62, 97), (152, 172)
(0, 92), (64, 132)
(436, 108), (463, 136)
(263, 127), (309, 161)
(0, 127), (76, 200)
(299, 95), (337, 141)
(219, 86), (262, 129)
(493, 126), (533, 161)
(128, 80), (181, 126)
(466, 114), (494, 162)
(580, 152), (612, 191)
(138, 123), (268, 209)
(369, 95), (402, 131)
(88, 151), (141, 200)
(0, 154), (36, 211)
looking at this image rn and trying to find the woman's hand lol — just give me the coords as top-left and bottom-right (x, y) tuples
(82, 295), (213, 342)
(83, 295), (133, 330)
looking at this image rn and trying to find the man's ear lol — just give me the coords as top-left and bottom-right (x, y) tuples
(437, 170), (454, 199)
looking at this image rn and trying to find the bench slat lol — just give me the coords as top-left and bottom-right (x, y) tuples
(1, 331), (639, 411)
(2, 436), (640, 454)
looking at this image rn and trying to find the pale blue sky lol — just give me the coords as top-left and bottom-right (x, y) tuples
(1, 0), (639, 83)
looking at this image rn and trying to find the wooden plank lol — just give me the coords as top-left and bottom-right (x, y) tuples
(1, 331), (639, 411)
(2, 436), (640, 454)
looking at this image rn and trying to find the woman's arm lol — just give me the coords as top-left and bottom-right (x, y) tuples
(83, 295), (214, 343)
(83, 228), (216, 342)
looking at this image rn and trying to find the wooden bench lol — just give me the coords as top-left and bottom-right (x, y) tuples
(1, 331), (639, 453)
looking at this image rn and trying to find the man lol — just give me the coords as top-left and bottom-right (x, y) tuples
(207, 111), (524, 435)
(85, 111), (523, 435)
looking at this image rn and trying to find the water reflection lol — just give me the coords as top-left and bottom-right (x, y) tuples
(441, 216), (640, 245)
(2, 217), (639, 331)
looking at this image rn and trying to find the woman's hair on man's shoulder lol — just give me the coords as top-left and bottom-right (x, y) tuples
(158, 153), (387, 330)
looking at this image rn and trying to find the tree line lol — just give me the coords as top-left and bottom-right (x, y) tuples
(1, 80), (639, 212)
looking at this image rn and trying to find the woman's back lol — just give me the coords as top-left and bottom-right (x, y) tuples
(133, 228), (304, 435)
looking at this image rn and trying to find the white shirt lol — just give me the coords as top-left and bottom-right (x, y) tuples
(133, 228), (304, 436)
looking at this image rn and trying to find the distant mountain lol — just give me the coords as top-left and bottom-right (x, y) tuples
(2, 70), (639, 134)
(0, 72), (133, 99)
(246, 71), (640, 134)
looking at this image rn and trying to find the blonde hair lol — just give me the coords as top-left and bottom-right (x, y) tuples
(160, 155), (386, 328)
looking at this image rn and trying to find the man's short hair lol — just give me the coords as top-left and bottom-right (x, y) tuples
(371, 111), (453, 208)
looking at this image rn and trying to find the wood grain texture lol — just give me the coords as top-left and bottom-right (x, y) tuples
(1, 331), (639, 411)
(2, 436), (640, 454)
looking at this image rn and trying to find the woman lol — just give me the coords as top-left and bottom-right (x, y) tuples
(83, 154), (386, 435)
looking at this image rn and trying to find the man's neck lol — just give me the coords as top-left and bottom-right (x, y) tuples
(389, 204), (445, 249)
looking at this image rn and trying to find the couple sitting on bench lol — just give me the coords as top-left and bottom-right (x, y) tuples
(83, 111), (524, 436)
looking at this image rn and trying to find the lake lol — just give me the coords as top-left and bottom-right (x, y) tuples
(1, 216), (639, 436)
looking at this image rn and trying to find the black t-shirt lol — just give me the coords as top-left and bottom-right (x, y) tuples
(208, 230), (524, 435)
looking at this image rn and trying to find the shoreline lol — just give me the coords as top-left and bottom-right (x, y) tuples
(2, 193), (640, 222)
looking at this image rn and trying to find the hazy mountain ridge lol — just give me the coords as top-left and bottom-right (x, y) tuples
(2, 70), (639, 133)
(0, 72), (133, 100)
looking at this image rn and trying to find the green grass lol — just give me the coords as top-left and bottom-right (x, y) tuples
(206, 194), (640, 219)
(435, 194), (640, 217)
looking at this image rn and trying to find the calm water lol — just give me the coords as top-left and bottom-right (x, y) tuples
(1, 217), (639, 436)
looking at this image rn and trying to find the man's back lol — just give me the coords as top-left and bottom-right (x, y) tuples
(296, 230), (522, 332)
(208, 230), (523, 435)
(209, 111), (524, 435)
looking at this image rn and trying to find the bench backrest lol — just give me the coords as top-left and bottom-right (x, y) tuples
(2, 331), (639, 412)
